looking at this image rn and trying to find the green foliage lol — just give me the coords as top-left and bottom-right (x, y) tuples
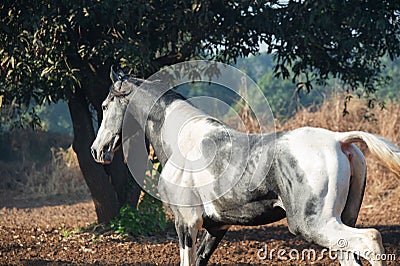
(2, 1), (400, 129)
(110, 193), (167, 236)
(60, 229), (73, 238)
(35, 102), (72, 135)
(236, 53), (275, 81)
(375, 57), (400, 102)
(271, 0), (400, 95)
(237, 53), (400, 119)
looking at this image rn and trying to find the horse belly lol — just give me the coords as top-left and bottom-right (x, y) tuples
(203, 199), (286, 226)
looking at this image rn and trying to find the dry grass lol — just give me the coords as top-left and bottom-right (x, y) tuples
(0, 142), (88, 200)
(276, 95), (400, 135)
(0, 129), (89, 200)
(21, 146), (88, 198)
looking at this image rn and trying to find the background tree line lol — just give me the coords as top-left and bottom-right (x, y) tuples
(14, 53), (400, 135)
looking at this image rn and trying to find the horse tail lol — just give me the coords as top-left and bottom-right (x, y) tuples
(338, 131), (400, 176)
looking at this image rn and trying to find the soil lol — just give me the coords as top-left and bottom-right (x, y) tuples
(0, 185), (399, 266)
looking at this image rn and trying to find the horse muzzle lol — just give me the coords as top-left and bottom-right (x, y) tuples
(91, 134), (121, 165)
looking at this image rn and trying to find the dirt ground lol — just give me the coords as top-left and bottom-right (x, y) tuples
(0, 184), (399, 266)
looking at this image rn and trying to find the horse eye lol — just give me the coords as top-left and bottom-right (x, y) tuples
(102, 104), (107, 111)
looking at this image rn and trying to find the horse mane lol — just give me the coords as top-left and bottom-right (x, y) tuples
(110, 75), (144, 97)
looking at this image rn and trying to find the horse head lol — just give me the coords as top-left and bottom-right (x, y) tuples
(91, 67), (136, 164)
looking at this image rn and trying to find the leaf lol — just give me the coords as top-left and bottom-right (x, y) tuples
(10, 56), (15, 68)
(1, 56), (9, 66)
(40, 66), (55, 77)
(83, 7), (90, 17)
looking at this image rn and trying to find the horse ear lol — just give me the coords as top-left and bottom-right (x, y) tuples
(117, 69), (126, 80)
(110, 65), (119, 83)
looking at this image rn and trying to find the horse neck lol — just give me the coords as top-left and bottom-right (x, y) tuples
(126, 82), (206, 164)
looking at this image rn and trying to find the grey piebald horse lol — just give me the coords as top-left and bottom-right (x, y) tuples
(91, 68), (400, 266)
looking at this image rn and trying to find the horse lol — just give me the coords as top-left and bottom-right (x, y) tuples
(91, 67), (400, 266)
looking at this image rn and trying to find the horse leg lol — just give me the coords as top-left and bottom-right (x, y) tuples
(341, 144), (366, 226)
(174, 207), (203, 266)
(339, 144), (367, 266)
(318, 220), (385, 266)
(196, 226), (230, 266)
(288, 208), (385, 266)
(283, 153), (385, 265)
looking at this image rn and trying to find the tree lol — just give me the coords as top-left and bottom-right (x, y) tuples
(1, 0), (399, 223)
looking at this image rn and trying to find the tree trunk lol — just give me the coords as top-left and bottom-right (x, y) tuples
(65, 57), (142, 224)
(79, 65), (142, 210)
(67, 87), (120, 223)
(108, 148), (142, 208)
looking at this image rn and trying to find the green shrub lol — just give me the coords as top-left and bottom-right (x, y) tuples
(110, 193), (167, 236)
